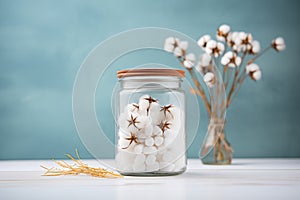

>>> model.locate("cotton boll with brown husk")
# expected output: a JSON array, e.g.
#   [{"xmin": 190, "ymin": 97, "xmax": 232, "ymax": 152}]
[
  {"xmin": 221, "ymin": 51, "xmax": 241, "ymax": 68},
  {"xmin": 125, "ymin": 103, "xmax": 140, "ymax": 115},
  {"xmin": 164, "ymin": 37, "xmax": 179, "ymax": 53},
  {"xmin": 183, "ymin": 53, "xmax": 196, "ymax": 69},
  {"xmin": 203, "ymin": 72, "xmax": 215, "ymax": 88},
  {"xmin": 197, "ymin": 34, "xmax": 211, "ymax": 50},
  {"xmin": 248, "ymin": 40, "xmax": 260, "ymax": 54},
  {"xmin": 117, "ymin": 130, "xmax": 133, "ymax": 149},
  {"xmin": 272, "ymin": 37, "xmax": 286, "ymax": 52},
  {"xmin": 216, "ymin": 24, "xmax": 231, "ymax": 42},
  {"xmin": 205, "ymin": 40, "xmax": 225, "ymax": 57},
  {"xmin": 246, "ymin": 63, "xmax": 262, "ymax": 81},
  {"xmin": 152, "ymin": 125, "xmax": 163, "ymax": 136}
]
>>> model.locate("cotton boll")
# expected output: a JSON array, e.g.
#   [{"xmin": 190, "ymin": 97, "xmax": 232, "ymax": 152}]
[
  {"xmin": 145, "ymin": 154, "xmax": 156, "ymax": 165},
  {"xmin": 178, "ymin": 41, "xmax": 188, "ymax": 51},
  {"xmin": 118, "ymin": 136, "xmax": 130, "ymax": 149},
  {"xmin": 142, "ymin": 123, "xmax": 154, "ymax": 137},
  {"xmin": 163, "ymin": 106, "xmax": 181, "ymax": 122},
  {"xmin": 133, "ymin": 163, "xmax": 146, "ymax": 172},
  {"xmin": 134, "ymin": 154, "xmax": 146, "ymax": 165},
  {"xmin": 197, "ymin": 34, "xmax": 211, "ymax": 49},
  {"xmin": 145, "ymin": 137, "xmax": 155, "ymax": 146},
  {"xmin": 252, "ymin": 70, "xmax": 262, "ymax": 81},
  {"xmin": 173, "ymin": 47, "xmax": 183, "ymax": 57},
  {"xmin": 149, "ymin": 102, "xmax": 162, "ymax": 123},
  {"xmin": 154, "ymin": 136, "xmax": 164, "ymax": 146},
  {"xmin": 152, "ymin": 126, "xmax": 163, "ymax": 136},
  {"xmin": 117, "ymin": 130, "xmax": 131, "ymax": 148},
  {"xmin": 138, "ymin": 95, "xmax": 150, "ymax": 113},
  {"xmin": 157, "ymin": 146, "xmax": 167, "ymax": 156},
  {"xmin": 146, "ymin": 161, "xmax": 159, "ymax": 172},
  {"xmin": 138, "ymin": 115, "xmax": 152, "ymax": 129},
  {"xmin": 143, "ymin": 146, "xmax": 158, "ymax": 155},
  {"xmin": 125, "ymin": 103, "xmax": 139, "ymax": 114},
  {"xmin": 164, "ymin": 43, "xmax": 175, "ymax": 53},
  {"xmin": 116, "ymin": 151, "xmax": 135, "ymax": 172},
  {"xmin": 134, "ymin": 144, "xmax": 144, "ymax": 154}
]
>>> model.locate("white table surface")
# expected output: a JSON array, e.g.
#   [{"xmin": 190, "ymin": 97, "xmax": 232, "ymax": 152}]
[{"xmin": 0, "ymin": 159, "xmax": 299, "ymax": 200}]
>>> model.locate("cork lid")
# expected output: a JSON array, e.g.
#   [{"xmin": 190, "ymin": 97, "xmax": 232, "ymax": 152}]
[{"xmin": 117, "ymin": 68, "xmax": 185, "ymax": 78}]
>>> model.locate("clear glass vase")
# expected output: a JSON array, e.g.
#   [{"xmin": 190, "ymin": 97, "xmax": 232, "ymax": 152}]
[{"xmin": 200, "ymin": 118, "xmax": 232, "ymax": 165}]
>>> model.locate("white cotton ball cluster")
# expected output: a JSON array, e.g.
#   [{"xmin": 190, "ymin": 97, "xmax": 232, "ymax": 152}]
[{"xmin": 115, "ymin": 94, "xmax": 186, "ymax": 173}]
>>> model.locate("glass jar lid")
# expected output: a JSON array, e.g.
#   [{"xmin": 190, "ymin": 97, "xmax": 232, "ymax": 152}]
[{"xmin": 117, "ymin": 68, "xmax": 185, "ymax": 78}]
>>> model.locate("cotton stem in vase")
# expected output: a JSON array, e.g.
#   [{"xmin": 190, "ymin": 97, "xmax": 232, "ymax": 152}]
[{"xmin": 164, "ymin": 24, "xmax": 285, "ymax": 164}]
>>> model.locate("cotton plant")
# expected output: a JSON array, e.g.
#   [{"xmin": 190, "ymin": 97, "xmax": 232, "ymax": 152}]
[
  {"xmin": 164, "ymin": 24, "xmax": 285, "ymax": 111},
  {"xmin": 164, "ymin": 24, "xmax": 285, "ymax": 164}
]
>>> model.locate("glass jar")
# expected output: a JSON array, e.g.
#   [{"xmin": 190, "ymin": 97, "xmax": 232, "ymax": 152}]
[{"xmin": 115, "ymin": 68, "xmax": 186, "ymax": 176}]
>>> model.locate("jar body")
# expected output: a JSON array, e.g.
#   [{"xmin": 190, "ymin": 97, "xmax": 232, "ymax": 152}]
[{"xmin": 115, "ymin": 76, "xmax": 186, "ymax": 176}]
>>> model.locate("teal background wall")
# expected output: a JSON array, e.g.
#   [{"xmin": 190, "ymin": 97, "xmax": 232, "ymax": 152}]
[{"xmin": 1, "ymin": 0, "xmax": 299, "ymax": 159}]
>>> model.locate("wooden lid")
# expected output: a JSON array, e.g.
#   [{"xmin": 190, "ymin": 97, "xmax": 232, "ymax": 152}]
[{"xmin": 117, "ymin": 68, "xmax": 185, "ymax": 78}]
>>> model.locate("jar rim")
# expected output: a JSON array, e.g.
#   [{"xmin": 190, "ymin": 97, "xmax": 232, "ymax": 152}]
[{"xmin": 117, "ymin": 68, "xmax": 185, "ymax": 78}]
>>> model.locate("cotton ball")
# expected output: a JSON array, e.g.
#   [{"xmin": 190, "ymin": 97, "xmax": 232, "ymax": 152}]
[
  {"xmin": 160, "ymin": 105, "xmax": 180, "ymax": 121},
  {"xmin": 144, "ymin": 137, "xmax": 154, "ymax": 146},
  {"xmin": 134, "ymin": 144, "xmax": 144, "ymax": 154},
  {"xmin": 140, "ymin": 115, "xmax": 152, "ymax": 129},
  {"xmin": 115, "ymin": 151, "xmax": 135, "ymax": 172},
  {"xmin": 152, "ymin": 126, "xmax": 163, "ymax": 136},
  {"xmin": 126, "ymin": 113, "xmax": 141, "ymax": 133},
  {"xmin": 141, "ymin": 123, "xmax": 153, "ymax": 138},
  {"xmin": 145, "ymin": 154, "xmax": 156, "ymax": 166},
  {"xmin": 117, "ymin": 130, "xmax": 131, "ymax": 149},
  {"xmin": 149, "ymin": 102, "xmax": 162, "ymax": 124},
  {"xmin": 133, "ymin": 163, "xmax": 146, "ymax": 172},
  {"xmin": 162, "ymin": 150, "xmax": 175, "ymax": 162},
  {"xmin": 143, "ymin": 146, "xmax": 157, "ymax": 155},
  {"xmin": 154, "ymin": 136, "xmax": 164, "ymax": 146},
  {"xmin": 134, "ymin": 154, "xmax": 146, "ymax": 165},
  {"xmin": 138, "ymin": 95, "xmax": 150, "ymax": 113},
  {"xmin": 146, "ymin": 161, "xmax": 159, "ymax": 172},
  {"xmin": 157, "ymin": 146, "xmax": 167, "ymax": 155},
  {"xmin": 125, "ymin": 103, "xmax": 140, "ymax": 114}
]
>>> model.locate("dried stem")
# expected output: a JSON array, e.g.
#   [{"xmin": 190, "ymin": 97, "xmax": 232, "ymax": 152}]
[
  {"xmin": 247, "ymin": 45, "xmax": 272, "ymax": 65},
  {"xmin": 41, "ymin": 149, "xmax": 123, "ymax": 178},
  {"xmin": 184, "ymin": 65, "xmax": 212, "ymax": 116},
  {"xmin": 226, "ymin": 52, "xmax": 246, "ymax": 108}
]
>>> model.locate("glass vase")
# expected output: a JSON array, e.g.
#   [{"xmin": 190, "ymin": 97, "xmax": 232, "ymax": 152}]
[{"xmin": 200, "ymin": 118, "xmax": 233, "ymax": 165}]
